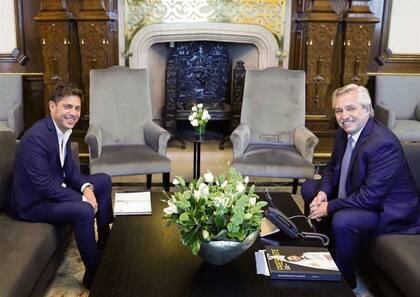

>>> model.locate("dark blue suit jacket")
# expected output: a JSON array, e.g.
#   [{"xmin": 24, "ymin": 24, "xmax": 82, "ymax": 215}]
[
  {"xmin": 9, "ymin": 117, "xmax": 87, "ymax": 220},
  {"xmin": 321, "ymin": 118, "xmax": 420, "ymax": 235}
]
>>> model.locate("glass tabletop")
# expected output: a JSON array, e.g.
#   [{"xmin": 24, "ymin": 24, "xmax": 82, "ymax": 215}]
[{"xmin": 176, "ymin": 130, "xmax": 224, "ymax": 142}]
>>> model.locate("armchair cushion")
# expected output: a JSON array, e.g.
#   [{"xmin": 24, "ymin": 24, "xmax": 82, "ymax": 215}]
[
  {"xmin": 232, "ymin": 144, "xmax": 314, "ymax": 178},
  {"xmin": 144, "ymin": 121, "xmax": 170, "ymax": 155},
  {"xmin": 89, "ymin": 145, "xmax": 170, "ymax": 176},
  {"xmin": 392, "ymin": 120, "xmax": 420, "ymax": 142}
]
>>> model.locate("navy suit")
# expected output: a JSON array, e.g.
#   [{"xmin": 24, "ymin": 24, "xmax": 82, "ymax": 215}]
[
  {"xmin": 9, "ymin": 117, "xmax": 114, "ymax": 269},
  {"xmin": 302, "ymin": 117, "xmax": 420, "ymax": 287}
]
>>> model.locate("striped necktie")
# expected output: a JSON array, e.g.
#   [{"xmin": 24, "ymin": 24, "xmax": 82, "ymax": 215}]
[{"xmin": 338, "ymin": 137, "xmax": 353, "ymax": 199}]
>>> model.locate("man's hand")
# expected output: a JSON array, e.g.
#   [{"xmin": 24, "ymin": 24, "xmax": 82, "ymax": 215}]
[
  {"xmin": 309, "ymin": 201, "xmax": 328, "ymax": 220},
  {"xmin": 83, "ymin": 186, "xmax": 98, "ymax": 212},
  {"xmin": 308, "ymin": 191, "xmax": 327, "ymax": 221}
]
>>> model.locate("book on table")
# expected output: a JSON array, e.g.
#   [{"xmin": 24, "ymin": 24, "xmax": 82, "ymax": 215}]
[
  {"xmin": 264, "ymin": 245, "xmax": 341, "ymax": 281},
  {"xmin": 114, "ymin": 191, "xmax": 152, "ymax": 215}
]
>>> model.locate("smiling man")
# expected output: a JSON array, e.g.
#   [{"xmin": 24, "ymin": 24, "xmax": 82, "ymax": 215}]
[
  {"xmin": 8, "ymin": 83, "xmax": 114, "ymax": 289},
  {"xmin": 301, "ymin": 84, "xmax": 420, "ymax": 291}
]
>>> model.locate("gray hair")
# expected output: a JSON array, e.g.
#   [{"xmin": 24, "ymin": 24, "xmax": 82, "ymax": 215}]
[{"xmin": 332, "ymin": 84, "xmax": 374, "ymax": 117}]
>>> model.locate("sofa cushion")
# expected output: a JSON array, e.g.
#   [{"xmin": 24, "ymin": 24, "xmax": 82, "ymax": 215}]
[
  {"xmin": 0, "ymin": 130, "xmax": 16, "ymax": 210},
  {"xmin": 372, "ymin": 234, "xmax": 420, "ymax": 297},
  {"xmin": 0, "ymin": 214, "xmax": 60, "ymax": 297}
]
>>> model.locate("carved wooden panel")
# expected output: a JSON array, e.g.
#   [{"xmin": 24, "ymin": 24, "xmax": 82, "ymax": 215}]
[
  {"xmin": 305, "ymin": 22, "xmax": 338, "ymax": 115},
  {"xmin": 38, "ymin": 21, "xmax": 71, "ymax": 113},
  {"xmin": 342, "ymin": 23, "xmax": 375, "ymax": 86},
  {"xmin": 77, "ymin": 20, "xmax": 115, "ymax": 114}
]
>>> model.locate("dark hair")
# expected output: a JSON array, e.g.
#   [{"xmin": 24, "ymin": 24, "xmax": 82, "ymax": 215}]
[{"xmin": 50, "ymin": 83, "xmax": 83, "ymax": 103}]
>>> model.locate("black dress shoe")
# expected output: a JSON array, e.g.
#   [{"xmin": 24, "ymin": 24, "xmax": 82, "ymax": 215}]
[{"xmin": 82, "ymin": 266, "xmax": 97, "ymax": 290}]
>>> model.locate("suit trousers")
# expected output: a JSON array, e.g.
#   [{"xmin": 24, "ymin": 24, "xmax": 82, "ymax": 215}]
[
  {"xmin": 301, "ymin": 180, "xmax": 379, "ymax": 288},
  {"xmin": 20, "ymin": 173, "xmax": 114, "ymax": 270}
]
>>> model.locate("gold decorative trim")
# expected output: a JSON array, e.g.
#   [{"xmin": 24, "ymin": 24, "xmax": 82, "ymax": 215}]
[
  {"xmin": 305, "ymin": 115, "xmax": 329, "ymax": 121},
  {"xmin": 314, "ymin": 152, "xmax": 331, "ymax": 158},
  {"xmin": 124, "ymin": 0, "xmax": 287, "ymax": 54}
]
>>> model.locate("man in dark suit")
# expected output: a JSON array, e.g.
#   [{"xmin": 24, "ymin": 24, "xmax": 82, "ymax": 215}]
[
  {"xmin": 8, "ymin": 83, "xmax": 113, "ymax": 289},
  {"xmin": 302, "ymin": 84, "xmax": 420, "ymax": 289}
]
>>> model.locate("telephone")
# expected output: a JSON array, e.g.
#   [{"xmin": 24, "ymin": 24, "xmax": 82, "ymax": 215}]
[{"xmin": 263, "ymin": 190, "xmax": 330, "ymax": 246}]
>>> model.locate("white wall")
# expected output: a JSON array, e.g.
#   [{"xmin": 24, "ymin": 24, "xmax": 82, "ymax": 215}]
[
  {"xmin": 388, "ymin": 0, "xmax": 420, "ymax": 54},
  {"xmin": 0, "ymin": 0, "xmax": 17, "ymax": 53}
]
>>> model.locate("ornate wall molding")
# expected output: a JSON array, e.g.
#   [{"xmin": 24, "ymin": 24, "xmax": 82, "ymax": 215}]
[{"xmin": 128, "ymin": 22, "xmax": 280, "ymax": 69}]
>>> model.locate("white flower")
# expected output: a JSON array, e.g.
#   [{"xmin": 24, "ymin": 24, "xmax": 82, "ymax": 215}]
[
  {"xmin": 204, "ymin": 172, "xmax": 214, "ymax": 183},
  {"xmin": 193, "ymin": 190, "xmax": 200, "ymax": 200},
  {"xmin": 163, "ymin": 201, "xmax": 178, "ymax": 215},
  {"xmin": 202, "ymin": 229, "xmax": 209, "ymax": 240},
  {"xmin": 198, "ymin": 183, "xmax": 209, "ymax": 197},
  {"xmin": 244, "ymin": 176, "xmax": 249, "ymax": 184},
  {"xmin": 197, "ymin": 103, "xmax": 203, "ymax": 109},
  {"xmin": 213, "ymin": 195, "xmax": 228, "ymax": 208},
  {"xmin": 172, "ymin": 178, "xmax": 180, "ymax": 185},
  {"xmin": 191, "ymin": 119, "xmax": 199, "ymax": 127},
  {"xmin": 236, "ymin": 182, "xmax": 245, "ymax": 193},
  {"xmin": 188, "ymin": 115, "xmax": 194, "ymax": 121},
  {"xmin": 221, "ymin": 180, "xmax": 228, "ymax": 188},
  {"xmin": 192, "ymin": 106, "xmax": 197, "ymax": 111},
  {"xmin": 192, "ymin": 112, "xmax": 197, "ymax": 118},
  {"xmin": 249, "ymin": 197, "xmax": 256, "ymax": 206}
]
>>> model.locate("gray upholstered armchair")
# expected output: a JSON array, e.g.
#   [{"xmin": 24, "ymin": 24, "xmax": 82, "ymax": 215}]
[
  {"xmin": 230, "ymin": 67, "xmax": 318, "ymax": 193},
  {"xmin": 375, "ymin": 75, "xmax": 420, "ymax": 142},
  {"xmin": 0, "ymin": 74, "xmax": 23, "ymax": 138},
  {"xmin": 86, "ymin": 66, "xmax": 171, "ymax": 190}
]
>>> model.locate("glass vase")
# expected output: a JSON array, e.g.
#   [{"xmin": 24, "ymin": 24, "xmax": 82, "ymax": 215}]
[{"xmin": 195, "ymin": 125, "xmax": 206, "ymax": 136}]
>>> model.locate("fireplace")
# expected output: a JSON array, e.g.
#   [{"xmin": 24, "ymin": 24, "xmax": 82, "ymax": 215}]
[{"xmin": 125, "ymin": 22, "xmax": 281, "ymax": 128}]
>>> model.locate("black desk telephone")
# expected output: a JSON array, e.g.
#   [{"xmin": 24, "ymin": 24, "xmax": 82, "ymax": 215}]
[{"xmin": 264, "ymin": 190, "xmax": 330, "ymax": 246}]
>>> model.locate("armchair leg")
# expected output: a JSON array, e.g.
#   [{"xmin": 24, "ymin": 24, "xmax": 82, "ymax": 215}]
[
  {"xmin": 163, "ymin": 172, "xmax": 170, "ymax": 191},
  {"xmin": 292, "ymin": 179, "xmax": 299, "ymax": 194},
  {"xmin": 147, "ymin": 174, "xmax": 152, "ymax": 189}
]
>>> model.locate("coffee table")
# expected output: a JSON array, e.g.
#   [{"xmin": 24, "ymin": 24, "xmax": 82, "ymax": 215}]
[{"xmin": 90, "ymin": 192, "xmax": 355, "ymax": 297}]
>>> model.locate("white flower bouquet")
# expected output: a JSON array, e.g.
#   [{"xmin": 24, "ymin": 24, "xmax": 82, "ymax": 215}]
[
  {"xmin": 188, "ymin": 103, "xmax": 211, "ymax": 128},
  {"xmin": 163, "ymin": 168, "xmax": 267, "ymax": 255}
]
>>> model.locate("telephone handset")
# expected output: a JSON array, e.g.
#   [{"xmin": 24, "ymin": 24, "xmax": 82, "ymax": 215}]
[
  {"xmin": 265, "ymin": 206, "xmax": 299, "ymax": 238},
  {"xmin": 263, "ymin": 190, "xmax": 330, "ymax": 246}
]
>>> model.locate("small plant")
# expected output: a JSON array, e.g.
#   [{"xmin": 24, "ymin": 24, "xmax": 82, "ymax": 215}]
[{"xmin": 163, "ymin": 168, "xmax": 267, "ymax": 255}]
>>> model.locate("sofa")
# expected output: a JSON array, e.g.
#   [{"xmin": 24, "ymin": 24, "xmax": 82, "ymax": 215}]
[
  {"xmin": 0, "ymin": 129, "xmax": 71, "ymax": 297},
  {"xmin": 363, "ymin": 142, "xmax": 420, "ymax": 297}
]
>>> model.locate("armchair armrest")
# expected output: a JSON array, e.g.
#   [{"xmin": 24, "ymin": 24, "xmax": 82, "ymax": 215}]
[
  {"xmin": 144, "ymin": 121, "xmax": 171, "ymax": 155},
  {"xmin": 416, "ymin": 103, "xmax": 420, "ymax": 121},
  {"xmin": 85, "ymin": 124, "xmax": 103, "ymax": 159},
  {"xmin": 7, "ymin": 103, "xmax": 23, "ymax": 137},
  {"xmin": 230, "ymin": 123, "xmax": 251, "ymax": 159},
  {"xmin": 294, "ymin": 125, "xmax": 319, "ymax": 163},
  {"xmin": 375, "ymin": 103, "xmax": 396, "ymax": 128}
]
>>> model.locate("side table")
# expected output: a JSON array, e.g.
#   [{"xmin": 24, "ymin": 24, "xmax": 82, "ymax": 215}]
[{"xmin": 176, "ymin": 130, "xmax": 224, "ymax": 179}]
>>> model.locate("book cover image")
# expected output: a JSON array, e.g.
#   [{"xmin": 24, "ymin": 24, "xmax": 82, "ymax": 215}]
[{"xmin": 265, "ymin": 245, "xmax": 341, "ymax": 281}]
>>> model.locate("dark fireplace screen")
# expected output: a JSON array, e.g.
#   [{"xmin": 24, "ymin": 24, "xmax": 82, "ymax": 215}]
[{"xmin": 164, "ymin": 41, "xmax": 234, "ymax": 134}]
